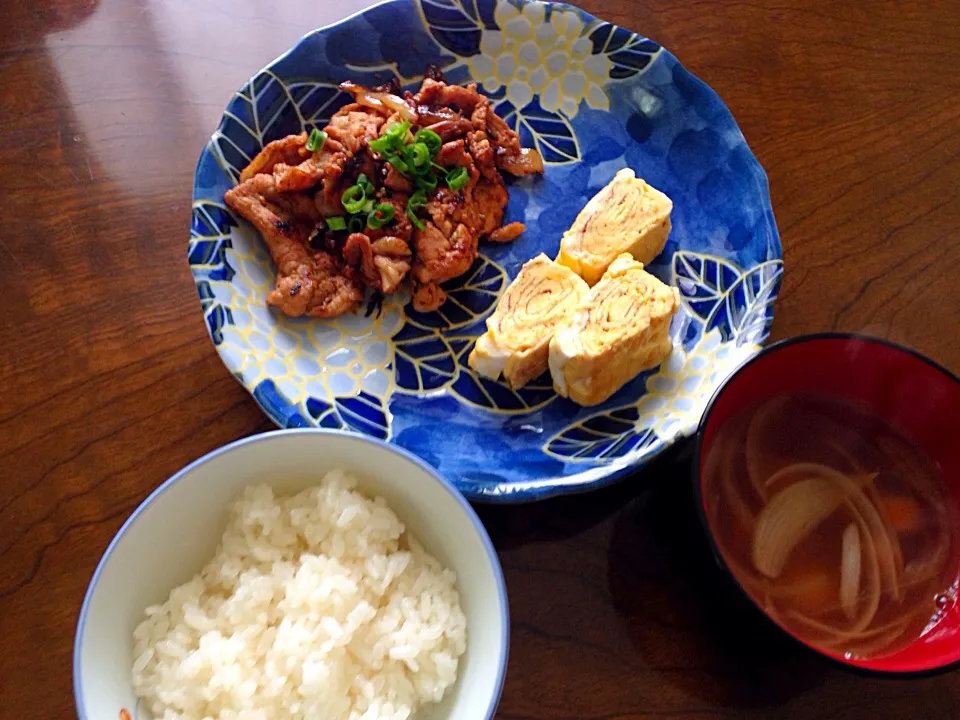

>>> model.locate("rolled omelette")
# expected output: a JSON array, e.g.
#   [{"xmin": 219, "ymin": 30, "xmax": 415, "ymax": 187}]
[
  {"xmin": 556, "ymin": 168, "xmax": 672, "ymax": 286},
  {"xmin": 549, "ymin": 253, "xmax": 679, "ymax": 406},
  {"xmin": 469, "ymin": 253, "xmax": 590, "ymax": 389}
]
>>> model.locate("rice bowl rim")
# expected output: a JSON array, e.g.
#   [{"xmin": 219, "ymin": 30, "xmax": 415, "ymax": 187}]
[{"xmin": 73, "ymin": 428, "xmax": 509, "ymax": 720}]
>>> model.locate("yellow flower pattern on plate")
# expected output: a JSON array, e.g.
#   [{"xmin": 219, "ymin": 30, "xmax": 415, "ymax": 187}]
[{"xmin": 467, "ymin": 0, "xmax": 611, "ymax": 117}]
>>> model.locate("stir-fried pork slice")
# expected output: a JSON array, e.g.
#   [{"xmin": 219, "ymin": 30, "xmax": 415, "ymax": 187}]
[
  {"xmin": 383, "ymin": 164, "xmax": 413, "ymax": 192},
  {"xmin": 224, "ymin": 173, "xmax": 320, "ymax": 224},
  {"xmin": 472, "ymin": 176, "xmax": 510, "ymax": 235},
  {"xmin": 488, "ymin": 221, "xmax": 525, "ymax": 243},
  {"xmin": 436, "ymin": 139, "xmax": 478, "ymax": 180},
  {"xmin": 412, "ymin": 280, "xmax": 447, "ymax": 313},
  {"xmin": 239, "ymin": 132, "xmax": 309, "ymax": 182},
  {"xmin": 411, "ymin": 188, "xmax": 478, "ymax": 285},
  {"xmin": 411, "ymin": 220, "xmax": 477, "ymax": 286},
  {"xmin": 343, "ymin": 233, "xmax": 412, "ymax": 293},
  {"xmin": 272, "ymin": 105, "xmax": 386, "ymax": 194},
  {"xmin": 484, "ymin": 110, "xmax": 521, "ymax": 159},
  {"xmin": 365, "ymin": 195, "xmax": 414, "ymax": 243},
  {"xmin": 224, "ymin": 176, "xmax": 362, "ymax": 317},
  {"xmin": 415, "ymin": 78, "xmax": 482, "ymax": 115},
  {"xmin": 425, "ymin": 118, "xmax": 475, "ymax": 142}
]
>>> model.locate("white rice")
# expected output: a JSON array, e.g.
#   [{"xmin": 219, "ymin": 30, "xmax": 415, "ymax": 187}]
[{"xmin": 132, "ymin": 470, "xmax": 467, "ymax": 719}]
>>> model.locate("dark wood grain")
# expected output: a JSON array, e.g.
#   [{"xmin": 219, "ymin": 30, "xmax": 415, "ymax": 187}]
[{"xmin": 1, "ymin": 1, "xmax": 958, "ymax": 718}]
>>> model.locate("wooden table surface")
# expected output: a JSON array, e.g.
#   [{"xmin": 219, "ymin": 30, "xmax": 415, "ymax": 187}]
[{"xmin": 2, "ymin": 0, "xmax": 959, "ymax": 717}]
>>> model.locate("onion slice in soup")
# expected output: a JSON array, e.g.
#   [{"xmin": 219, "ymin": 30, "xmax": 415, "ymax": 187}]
[
  {"xmin": 752, "ymin": 478, "xmax": 845, "ymax": 579},
  {"xmin": 840, "ymin": 523, "xmax": 862, "ymax": 621},
  {"xmin": 842, "ymin": 498, "xmax": 882, "ymax": 632},
  {"xmin": 721, "ymin": 462, "xmax": 757, "ymax": 535},
  {"xmin": 763, "ymin": 463, "xmax": 902, "ymax": 603},
  {"xmin": 746, "ymin": 397, "xmax": 789, "ymax": 502},
  {"xmin": 828, "ymin": 470, "xmax": 903, "ymax": 603}
]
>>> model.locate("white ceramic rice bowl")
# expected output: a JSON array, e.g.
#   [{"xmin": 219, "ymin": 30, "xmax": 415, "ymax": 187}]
[{"xmin": 74, "ymin": 429, "xmax": 508, "ymax": 719}]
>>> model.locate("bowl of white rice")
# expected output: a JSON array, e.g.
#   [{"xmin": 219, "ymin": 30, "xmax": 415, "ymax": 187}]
[{"xmin": 73, "ymin": 429, "xmax": 507, "ymax": 720}]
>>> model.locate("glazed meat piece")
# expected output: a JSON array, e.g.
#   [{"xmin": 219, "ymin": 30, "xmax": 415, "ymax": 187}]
[
  {"xmin": 272, "ymin": 105, "xmax": 386, "ymax": 195},
  {"xmin": 412, "ymin": 188, "xmax": 479, "ymax": 286},
  {"xmin": 412, "ymin": 281, "xmax": 447, "ymax": 313},
  {"xmin": 436, "ymin": 139, "xmax": 476, "ymax": 176},
  {"xmin": 225, "ymin": 69, "xmax": 543, "ymax": 319},
  {"xmin": 472, "ymin": 177, "xmax": 509, "ymax": 236},
  {"xmin": 424, "ymin": 118, "xmax": 475, "ymax": 142},
  {"xmin": 239, "ymin": 132, "xmax": 309, "ymax": 182},
  {"xmin": 224, "ymin": 176, "xmax": 362, "ymax": 317},
  {"xmin": 488, "ymin": 221, "xmax": 526, "ymax": 244},
  {"xmin": 343, "ymin": 233, "xmax": 412, "ymax": 294},
  {"xmin": 411, "ymin": 178, "xmax": 517, "ymax": 286},
  {"xmin": 366, "ymin": 195, "xmax": 414, "ymax": 243},
  {"xmin": 414, "ymin": 78, "xmax": 482, "ymax": 115}
]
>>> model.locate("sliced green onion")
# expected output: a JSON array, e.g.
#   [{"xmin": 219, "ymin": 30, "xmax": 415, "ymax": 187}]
[
  {"xmin": 406, "ymin": 190, "xmax": 427, "ymax": 230},
  {"xmin": 407, "ymin": 211, "xmax": 425, "ymax": 230},
  {"xmin": 356, "ymin": 173, "xmax": 374, "ymax": 196},
  {"xmin": 367, "ymin": 202, "xmax": 396, "ymax": 229},
  {"xmin": 416, "ymin": 172, "xmax": 438, "ymax": 190},
  {"xmin": 362, "ymin": 198, "xmax": 375, "ymax": 214},
  {"xmin": 341, "ymin": 184, "xmax": 366, "ymax": 214},
  {"xmin": 368, "ymin": 134, "xmax": 393, "ymax": 154},
  {"xmin": 446, "ymin": 166, "xmax": 469, "ymax": 191},
  {"xmin": 386, "ymin": 154, "xmax": 409, "ymax": 173},
  {"xmin": 348, "ymin": 215, "xmax": 366, "ymax": 233},
  {"xmin": 410, "ymin": 142, "xmax": 430, "ymax": 168},
  {"xmin": 326, "ymin": 215, "xmax": 347, "ymax": 231},
  {"xmin": 408, "ymin": 189, "xmax": 427, "ymax": 209},
  {"xmin": 415, "ymin": 128, "xmax": 442, "ymax": 155},
  {"xmin": 384, "ymin": 119, "xmax": 411, "ymax": 139},
  {"xmin": 306, "ymin": 128, "xmax": 327, "ymax": 152},
  {"xmin": 403, "ymin": 145, "xmax": 433, "ymax": 177},
  {"xmin": 369, "ymin": 120, "xmax": 410, "ymax": 156},
  {"xmin": 431, "ymin": 161, "xmax": 445, "ymax": 173}
]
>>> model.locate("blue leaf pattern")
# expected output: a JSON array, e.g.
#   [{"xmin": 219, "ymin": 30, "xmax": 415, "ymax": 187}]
[
  {"xmin": 497, "ymin": 98, "xmax": 580, "ymax": 164},
  {"xmin": 417, "ymin": 0, "xmax": 487, "ymax": 56},
  {"xmin": 706, "ymin": 260, "xmax": 783, "ymax": 345},
  {"xmin": 672, "ymin": 250, "xmax": 743, "ymax": 323},
  {"xmin": 588, "ymin": 22, "xmax": 661, "ymax": 80}
]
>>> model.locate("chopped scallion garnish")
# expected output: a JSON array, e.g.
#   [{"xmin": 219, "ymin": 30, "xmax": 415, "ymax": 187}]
[
  {"xmin": 406, "ymin": 190, "xmax": 427, "ymax": 230},
  {"xmin": 368, "ymin": 134, "xmax": 393, "ymax": 154},
  {"xmin": 367, "ymin": 202, "xmax": 396, "ymax": 229},
  {"xmin": 416, "ymin": 172, "xmax": 438, "ymax": 191},
  {"xmin": 446, "ymin": 166, "xmax": 469, "ymax": 191},
  {"xmin": 357, "ymin": 173, "xmax": 375, "ymax": 196},
  {"xmin": 386, "ymin": 154, "xmax": 409, "ymax": 174},
  {"xmin": 305, "ymin": 128, "xmax": 327, "ymax": 152},
  {"xmin": 410, "ymin": 142, "xmax": 430, "ymax": 168},
  {"xmin": 341, "ymin": 184, "xmax": 366, "ymax": 214},
  {"xmin": 414, "ymin": 128, "xmax": 442, "ymax": 155}
]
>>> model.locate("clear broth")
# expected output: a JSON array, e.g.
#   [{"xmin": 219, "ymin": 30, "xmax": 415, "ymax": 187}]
[{"xmin": 703, "ymin": 393, "xmax": 958, "ymax": 659}]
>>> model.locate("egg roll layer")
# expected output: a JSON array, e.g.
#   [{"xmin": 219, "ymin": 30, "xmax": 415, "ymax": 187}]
[
  {"xmin": 556, "ymin": 168, "xmax": 672, "ymax": 286},
  {"xmin": 469, "ymin": 254, "xmax": 589, "ymax": 389},
  {"xmin": 549, "ymin": 253, "xmax": 679, "ymax": 406}
]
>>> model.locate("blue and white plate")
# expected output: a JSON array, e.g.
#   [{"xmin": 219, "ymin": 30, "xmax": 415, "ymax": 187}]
[{"xmin": 189, "ymin": 0, "xmax": 782, "ymax": 502}]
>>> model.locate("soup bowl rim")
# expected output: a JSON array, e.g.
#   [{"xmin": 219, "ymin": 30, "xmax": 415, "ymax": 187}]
[{"xmin": 692, "ymin": 331, "xmax": 960, "ymax": 677}]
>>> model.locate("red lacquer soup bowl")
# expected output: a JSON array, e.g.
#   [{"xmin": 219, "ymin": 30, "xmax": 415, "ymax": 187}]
[{"xmin": 694, "ymin": 333, "xmax": 960, "ymax": 675}]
